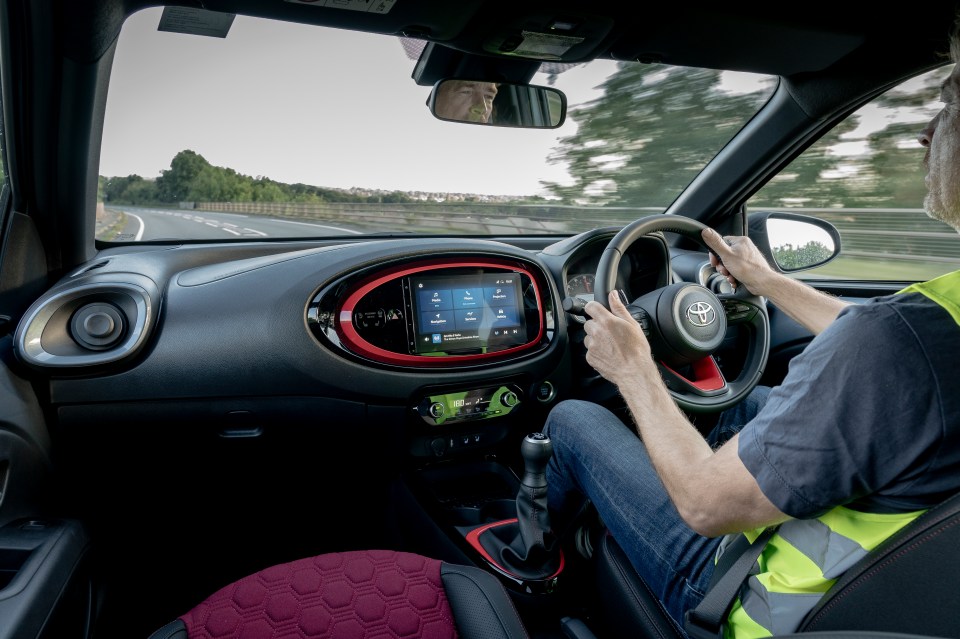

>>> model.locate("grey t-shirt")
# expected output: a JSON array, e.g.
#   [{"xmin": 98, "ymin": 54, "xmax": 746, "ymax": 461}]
[{"xmin": 738, "ymin": 291, "xmax": 960, "ymax": 518}]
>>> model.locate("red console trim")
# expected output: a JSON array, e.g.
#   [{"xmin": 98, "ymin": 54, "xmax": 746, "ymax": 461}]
[
  {"xmin": 336, "ymin": 257, "xmax": 545, "ymax": 366},
  {"xmin": 464, "ymin": 518, "xmax": 565, "ymax": 581}
]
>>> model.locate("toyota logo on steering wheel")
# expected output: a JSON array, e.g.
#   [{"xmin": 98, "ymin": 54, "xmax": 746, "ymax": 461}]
[{"xmin": 685, "ymin": 301, "xmax": 716, "ymax": 327}]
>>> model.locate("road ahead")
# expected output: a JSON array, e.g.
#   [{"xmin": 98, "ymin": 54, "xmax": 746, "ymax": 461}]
[{"xmin": 106, "ymin": 205, "xmax": 361, "ymax": 241}]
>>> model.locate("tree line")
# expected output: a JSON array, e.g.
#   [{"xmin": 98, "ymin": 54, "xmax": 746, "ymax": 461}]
[{"xmin": 99, "ymin": 150, "xmax": 417, "ymax": 206}]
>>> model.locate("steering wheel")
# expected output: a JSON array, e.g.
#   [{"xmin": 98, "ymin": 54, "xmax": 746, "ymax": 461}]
[{"xmin": 594, "ymin": 216, "xmax": 769, "ymax": 413}]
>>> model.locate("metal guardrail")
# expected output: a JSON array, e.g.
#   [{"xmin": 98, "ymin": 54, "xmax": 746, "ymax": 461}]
[
  {"xmin": 194, "ymin": 201, "xmax": 663, "ymax": 235},
  {"xmin": 193, "ymin": 201, "xmax": 960, "ymax": 266}
]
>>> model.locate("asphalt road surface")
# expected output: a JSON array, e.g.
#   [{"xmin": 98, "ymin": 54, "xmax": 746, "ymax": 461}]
[{"xmin": 106, "ymin": 205, "xmax": 362, "ymax": 241}]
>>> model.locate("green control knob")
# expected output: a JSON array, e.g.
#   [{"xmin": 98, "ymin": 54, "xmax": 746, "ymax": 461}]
[{"xmin": 500, "ymin": 391, "xmax": 519, "ymax": 407}]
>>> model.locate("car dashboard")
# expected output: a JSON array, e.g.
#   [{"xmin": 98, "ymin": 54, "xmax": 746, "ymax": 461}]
[{"xmin": 14, "ymin": 230, "xmax": 672, "ymax": 445}]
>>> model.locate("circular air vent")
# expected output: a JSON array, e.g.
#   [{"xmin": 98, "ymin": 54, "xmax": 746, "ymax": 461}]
[{"xmin": 15, "ymin": 281, "xmax": 155, "ymax": 368}]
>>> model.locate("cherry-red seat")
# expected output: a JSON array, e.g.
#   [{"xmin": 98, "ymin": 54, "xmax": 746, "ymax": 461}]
[{"xmin": 146, "ymin": 549, "xmax": 529, "ymax": 639}]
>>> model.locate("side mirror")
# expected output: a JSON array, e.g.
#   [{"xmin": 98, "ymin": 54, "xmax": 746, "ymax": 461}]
[
  {"xmin": 748, "ymin": 211, "xmax": 841, "ymax": 273},
  {"xmin": 428, "ymin": 79, "xmax": 566, "ymax": 129}
]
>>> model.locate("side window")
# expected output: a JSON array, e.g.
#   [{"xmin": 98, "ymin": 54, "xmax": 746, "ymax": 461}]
[{"xmin": 749, "ymin": 65, "xmax": 956, "ymax": 281}]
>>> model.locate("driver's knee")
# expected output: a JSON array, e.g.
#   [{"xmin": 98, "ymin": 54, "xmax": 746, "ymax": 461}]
[
  {"xmin": 544, "ymin": 400, "xmax": 601, "ymax": 477},
  {"xmin": 545, "ymin": 399, "xmax": 629, "ymax": 437},
  {"xmin": 544, "ymin": 399, "xmax": 632, "ymax": 469},
  {"xmin": 544, "ymin": 399, "xmax": 603, "ymax": 442}
]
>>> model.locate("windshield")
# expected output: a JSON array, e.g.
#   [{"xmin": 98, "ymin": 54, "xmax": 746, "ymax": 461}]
[{"xmin": 96, "ymin": 8, "xmax": 776, "ymax": 242}]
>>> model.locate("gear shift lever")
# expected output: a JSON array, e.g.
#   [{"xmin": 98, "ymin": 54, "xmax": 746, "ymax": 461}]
[
  {"xmin": 465, "ymin": 432, "xmax": 563, "ymax": 589},
  {"xmin": 512, "ymin": 432, "xmax": 555, "ymax": 562}
]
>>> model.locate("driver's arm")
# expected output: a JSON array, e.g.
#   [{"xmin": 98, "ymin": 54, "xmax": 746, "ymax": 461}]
[
  {"xmin": 583, "ymin": 292, "xmax": 789, "ymax": 537},
  {"xmin": 701, "ymin": 228, "xmax": 850, "ymax": 336}
]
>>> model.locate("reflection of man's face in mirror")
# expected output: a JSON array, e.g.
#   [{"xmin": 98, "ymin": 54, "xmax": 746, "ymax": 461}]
[{"xmin": 435, "ymin": 80, "xmax": 498, "ymax": 123}]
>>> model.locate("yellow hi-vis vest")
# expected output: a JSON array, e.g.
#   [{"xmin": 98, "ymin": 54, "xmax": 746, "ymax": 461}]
[
  {"xmin": 722, "ymin": 508, "xmax": 923, "ymax": 638},
  {"xmin": 724, "ymin": 269, "xmax": 960, "ymax": 639}
]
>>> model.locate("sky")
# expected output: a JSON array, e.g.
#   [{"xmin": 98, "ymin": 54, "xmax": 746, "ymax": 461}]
[{"xmin": 99, "ymin": 8, "xmax": 620, "ymax": 197}]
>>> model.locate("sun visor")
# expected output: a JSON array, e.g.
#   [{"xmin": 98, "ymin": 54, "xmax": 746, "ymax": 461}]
[
  {"xmin": 157, "ymin": 7, "xmax": 236, "ymax": 38},
  {"xmin": 410, "ymin": 42, "xmax": 543, "ymax": 86},
  {"xmin": 479, "ymin": 10, "xmax": 614, "ymax": 62}
]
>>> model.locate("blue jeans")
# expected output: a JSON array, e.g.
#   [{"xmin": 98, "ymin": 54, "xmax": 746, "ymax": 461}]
[{"xmin": 543, "ymin": 386, "xmax": 771, "ymax": 632}]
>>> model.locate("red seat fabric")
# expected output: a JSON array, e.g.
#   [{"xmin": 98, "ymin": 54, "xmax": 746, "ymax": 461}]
[{"xmin": 181, "ymin": 550, "xmax": 457, "ymax": 639}]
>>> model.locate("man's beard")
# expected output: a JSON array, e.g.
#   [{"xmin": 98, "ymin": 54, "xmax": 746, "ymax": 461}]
[{"xmin": 923, "ymin": 183, "xmax": 960, "ymax": 232}]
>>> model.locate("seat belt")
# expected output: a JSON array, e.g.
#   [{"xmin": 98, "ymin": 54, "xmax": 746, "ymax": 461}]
[{"xmin": 684, "ymin": 526, "xmax": 778, "ymax": 639}]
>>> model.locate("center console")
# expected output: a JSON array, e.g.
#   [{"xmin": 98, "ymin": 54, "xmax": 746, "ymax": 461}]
[
  {"xmin": 309, "ymin": 253, "xmax": 562, "ymax": 459},
  {"xmin": 307, "ymin": 255, "xmax": 552, "ymax": 367}
]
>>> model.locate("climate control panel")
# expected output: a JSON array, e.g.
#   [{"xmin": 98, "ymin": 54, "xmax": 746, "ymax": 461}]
[{"xmin": 415, "ymin": 384, "xmax": 523, "ymax": 426}]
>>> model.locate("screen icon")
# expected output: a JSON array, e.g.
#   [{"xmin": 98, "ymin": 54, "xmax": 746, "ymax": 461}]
[{"xmin": 432, "ymin": 334, "xmax": 442, "ymax": 344}]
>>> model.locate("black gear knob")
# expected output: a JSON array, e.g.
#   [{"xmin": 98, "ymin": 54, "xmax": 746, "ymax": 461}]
[{"xmin": 520, "ymin": 432, "xmax": 552, "ymax": 490}]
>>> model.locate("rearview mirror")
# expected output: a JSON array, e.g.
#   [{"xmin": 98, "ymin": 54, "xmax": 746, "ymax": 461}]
[
  {"xmin": 748, "ymin": 211, "xmax": 842, "ymax": 272},
  {"xmin": 428, "ymin": 79, "xmax": 566, "ymax": 129}
]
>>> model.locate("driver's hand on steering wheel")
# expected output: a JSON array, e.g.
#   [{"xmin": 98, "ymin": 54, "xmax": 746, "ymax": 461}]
[
  {"xmin": 701, "ymin": 228, "xmax": 775, "ymax": 296},
  {"xmin": 583, "ymin": 292, "xmax": 656, "ymax": 388}
]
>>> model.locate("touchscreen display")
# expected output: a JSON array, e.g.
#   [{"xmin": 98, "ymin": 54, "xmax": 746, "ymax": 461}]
[{"xmin": 409, "ymin": 272, "xmax": 527, "ymax": 355}]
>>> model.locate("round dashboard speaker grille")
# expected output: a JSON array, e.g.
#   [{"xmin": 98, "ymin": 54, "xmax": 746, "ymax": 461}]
[{"xmin": 70, "ymin": 303, "xmax": 125, "ymax": 350}]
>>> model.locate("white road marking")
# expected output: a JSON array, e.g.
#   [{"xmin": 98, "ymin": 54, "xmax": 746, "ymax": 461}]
[
  {"xmin": 125, "ymin": 211, "xmax": 146, "ymax": 241},
  {"xmin": 268, "ymin": 218, "xmax": 362, "ymax": 235},
  {"xmin": 123, "ymin": 208, "xmax": 356, "ymax": 239}
]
